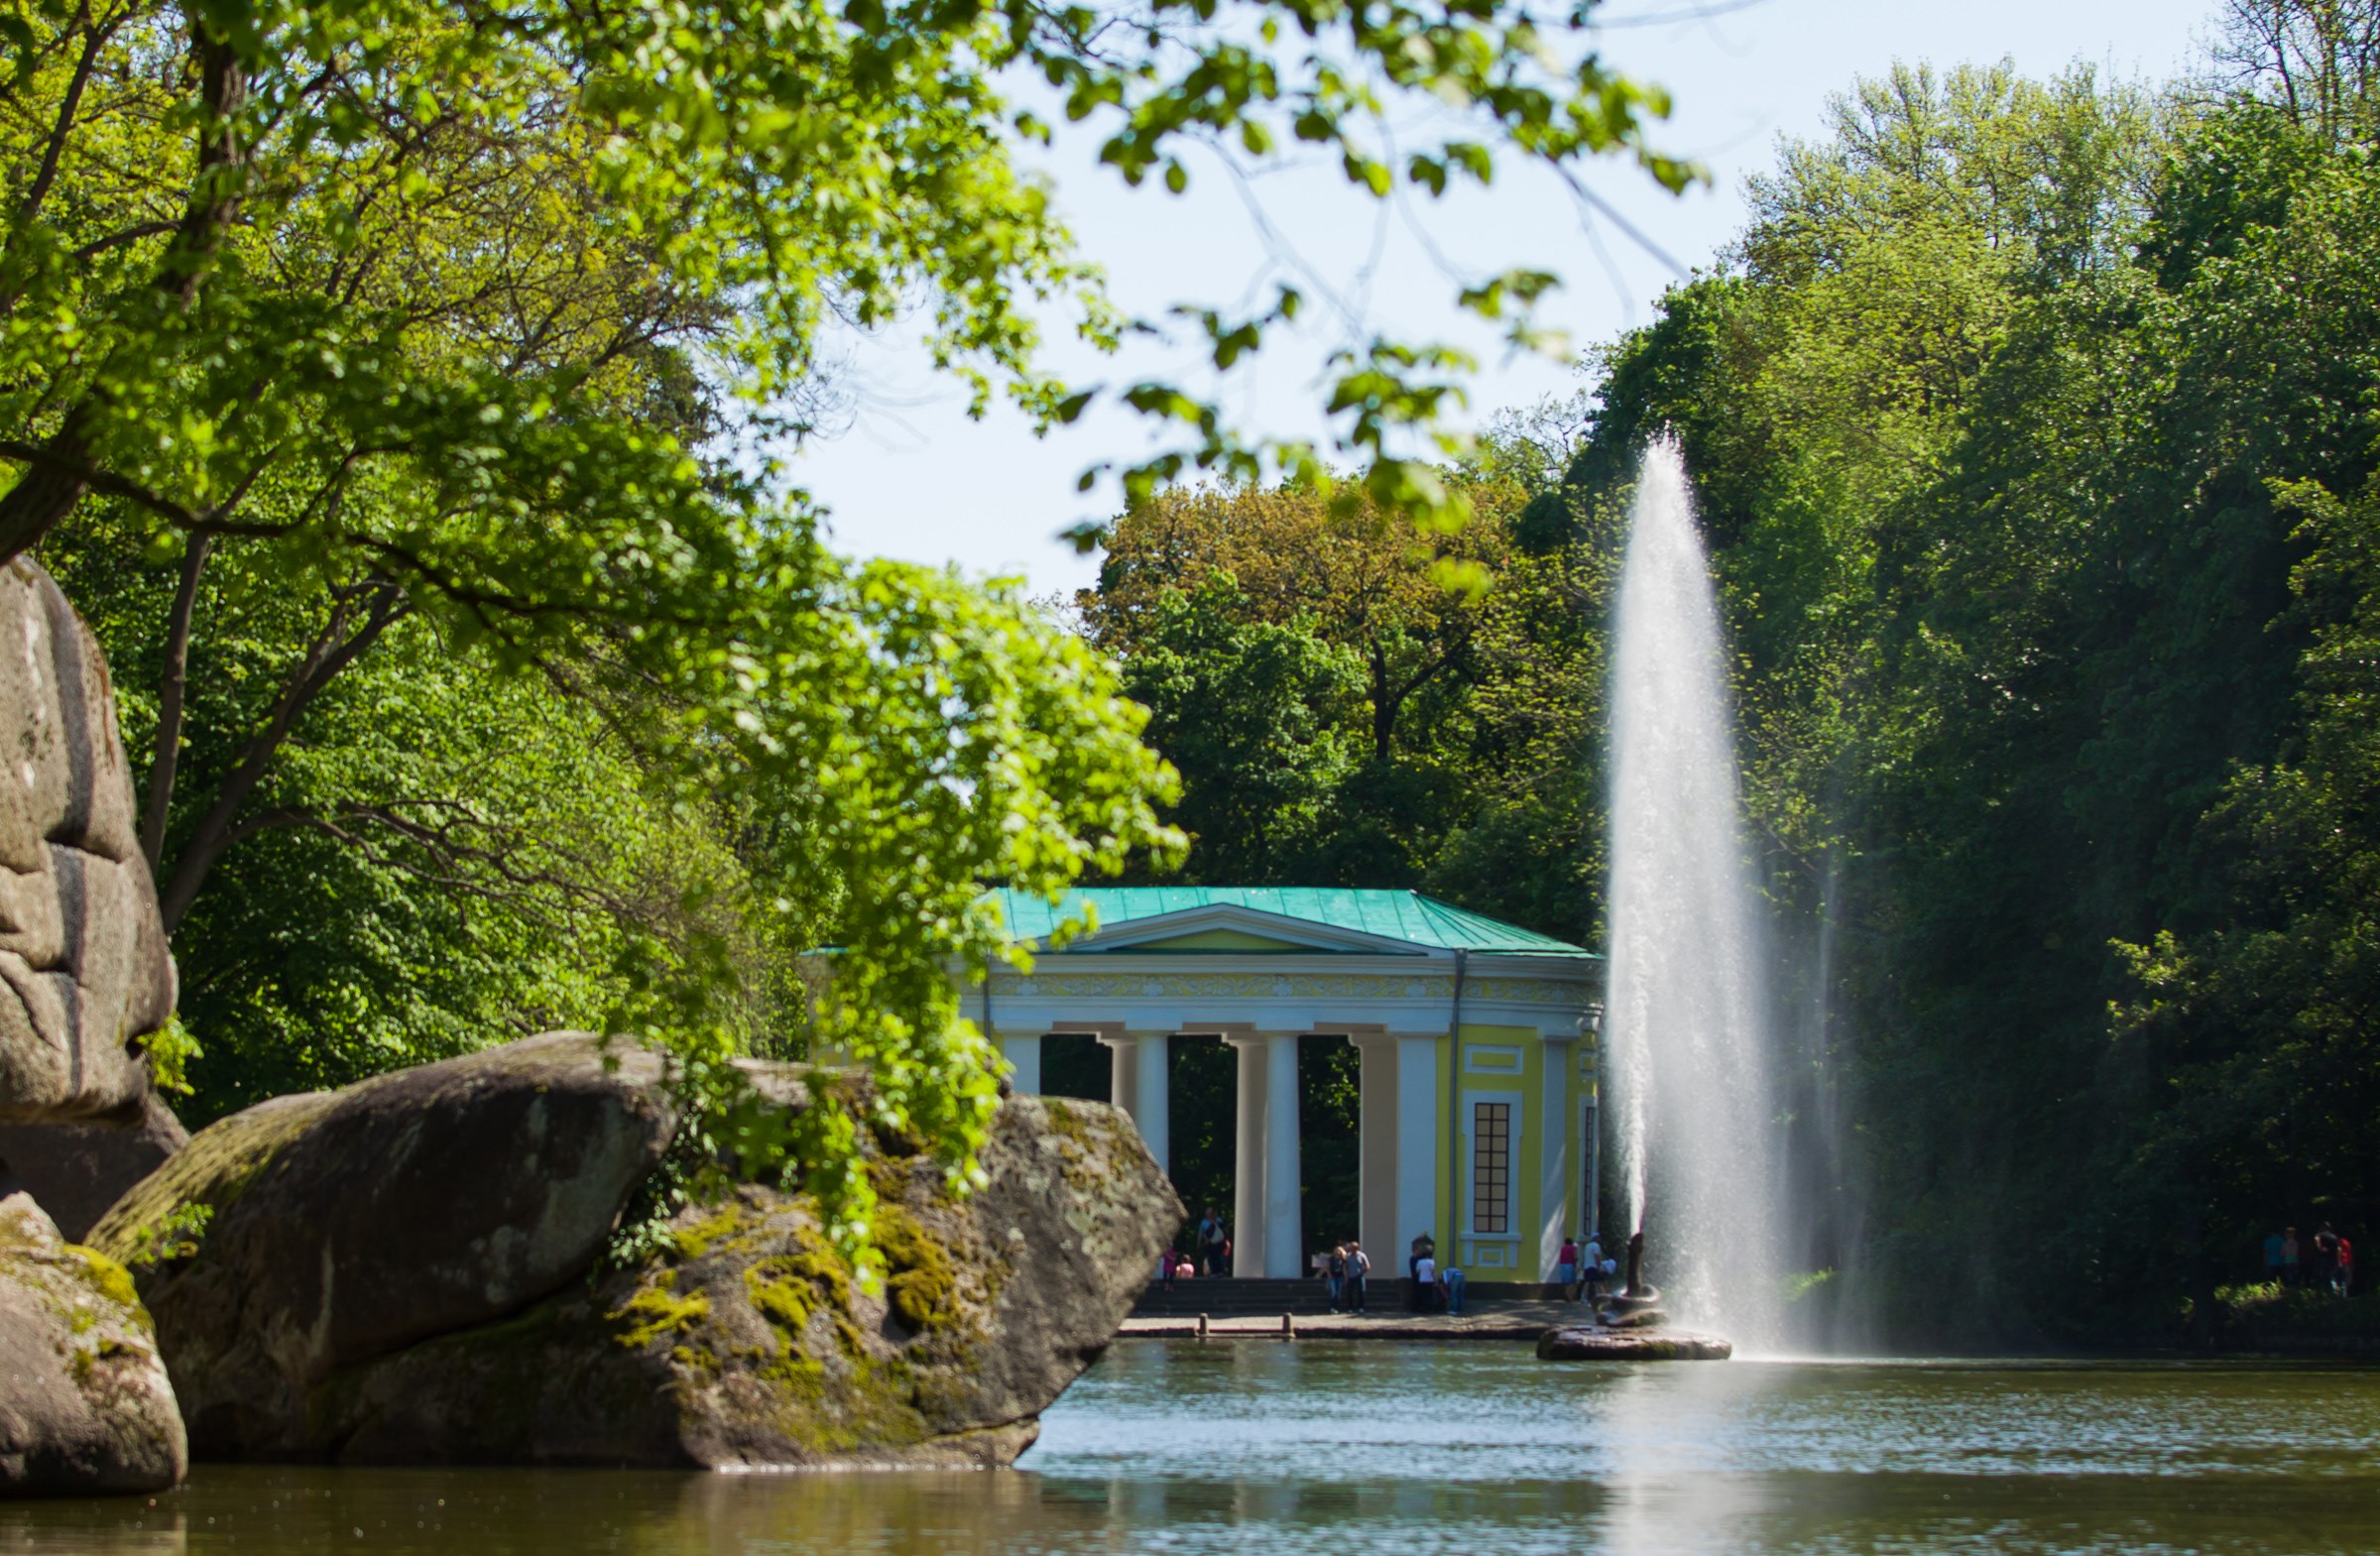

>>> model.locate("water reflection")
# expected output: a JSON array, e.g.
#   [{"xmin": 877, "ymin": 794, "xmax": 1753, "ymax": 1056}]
[{"xmin": 6, "ymin": 1344, "xmax": 2380, "ymax": 1555}]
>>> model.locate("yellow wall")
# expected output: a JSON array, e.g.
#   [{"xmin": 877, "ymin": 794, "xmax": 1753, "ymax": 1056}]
[{"xmin": 1452, "ymin": 1021, "xmax": 1540, "ymax": 1276}]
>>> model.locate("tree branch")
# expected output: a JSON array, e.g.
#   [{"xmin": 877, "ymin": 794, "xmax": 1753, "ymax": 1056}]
[{"xmin": 157, "ymin": 579, "xmax": 411, "ymax": 933}]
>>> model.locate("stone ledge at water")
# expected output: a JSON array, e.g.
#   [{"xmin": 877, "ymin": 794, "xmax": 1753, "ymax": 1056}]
[
  {"xmin": 89, "ymin": 1034, "xmax": 1178, "ymax": 1469},
  {"xmin": 1535, "ymin": 1325, "xmax": 1733, "ymax": 1362},
  {"xmin": 0, "ymin": 1193, "xmax": 185, "ymax": 1495}
]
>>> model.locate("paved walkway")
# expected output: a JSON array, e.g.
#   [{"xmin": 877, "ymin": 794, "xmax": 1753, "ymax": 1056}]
[{"xmin": 1120, "ymin": 1299, "xmax": 1586, "ymax": 1341}]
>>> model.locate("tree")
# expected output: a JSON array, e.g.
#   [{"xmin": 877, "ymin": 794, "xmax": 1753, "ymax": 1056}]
[
  {"xmin": 0, "ymin": 0, "xmax": 1692, "ymax": 1249},
  {"xmin": 1088, "ymin": 481, "xmax": 1514, "ymax": 765},
  {"xmin": 1113, "ymin": 572, "xmax": 1362, "ymax": 884},
  {"xmin": 1086, "ymin": 437, "xmax": 1611, "ymax": 936}
]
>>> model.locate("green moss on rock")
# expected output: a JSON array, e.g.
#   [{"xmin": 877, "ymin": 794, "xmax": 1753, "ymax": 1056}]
[
  {"xmin": 611, "ymin": 1270, "xmax": 710, "ymax": 1350},
  {"xmin": 87, "ymin": 1093, "xmax": 336, "ymax": 1268},
  {"xmin": 876, "ymin": 1202, "xmax": 957, "ymax": 1333}
]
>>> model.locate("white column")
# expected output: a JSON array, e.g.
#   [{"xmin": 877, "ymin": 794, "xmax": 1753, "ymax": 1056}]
[
  {"xmin": 1230, "ymin": 1036, "xmax": 1268, "ymax": 1277},
  {"xmin": 1003, "ymin": 1033, "xmax": 1042, "ymax": 1096},
  {"xmin": 1394, "ymin": 1034, "xmax": 1439, "ymax": 1261},
  {"xmin": 1132, "ymin": 1032, "xmax": 1170, "ymax": 1174},
  {"xmin": 1539, "ymin": 1033, "xmax": 1574, "ymax": 1280},
  {"xmin": 1350, "ymin": 1034, "xmax": 1398, "ymax": 1264},
  {"xmin": 1103, "ymin": 1036, "xmax": 1137, "ymax": 1122},
  {"xmin": 1263, "ymin": 1032, "xmax": 1302, "ymax": 1278}
]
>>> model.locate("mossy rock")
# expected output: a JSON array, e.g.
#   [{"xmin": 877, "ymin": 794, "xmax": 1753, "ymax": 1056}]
[
  {"xmin": 304, "ymin": 1089, "xmax": 1179, "ymax": 1469},
  {"xmin": 0, "ymin": 1193, "xmax": 185, "ymax": 1495}
]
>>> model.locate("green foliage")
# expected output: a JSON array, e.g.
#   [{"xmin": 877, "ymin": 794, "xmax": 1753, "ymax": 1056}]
[
  {"xmin": 144, "ymin": 1017, "xmax": 202, "ymax": 1099},
  {"xmin": 1088, "ymin": 467, "xmax": 1610, "ymax": 940},
  {"xmin": 0, "ymin": 0, "xmax": 1690, "ymax": 1260},
  {"xmin": 1554, "ymin": 47, "xmax": 2380, "ymax": 1344},
  {"xmin": 1095, "ymin": 20, "xmax": 2380, "ymax": 1344},
  {"xmin": 120, "ymin": 1204, "xmax": 213, "ymax": 1270},
  {"xmin": 1115, "ymin": 573, "xmax": 1365, "ymax": 883}
]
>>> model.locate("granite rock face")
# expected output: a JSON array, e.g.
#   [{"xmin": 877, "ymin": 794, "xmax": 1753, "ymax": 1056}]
[
  {"xmin": 0, "ymin": 1092, "xmax": 187, "ymax": 1243},
  {"xmin": 0, "ymin": 559, "xmax": 178, "ymax": 1123},
  {"xmin": 88, "ymin": 1032, "xmax": 678, "ymax": 1458},
  {"xmin": 0, "ymin": 1192, "xmax": 185, "ymax": 1495}
]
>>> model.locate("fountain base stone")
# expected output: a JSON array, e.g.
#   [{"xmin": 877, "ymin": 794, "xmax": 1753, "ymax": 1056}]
[{"xmin": 1536, "ymin": 1325, "xmax": 1732, "ymax": 1362}]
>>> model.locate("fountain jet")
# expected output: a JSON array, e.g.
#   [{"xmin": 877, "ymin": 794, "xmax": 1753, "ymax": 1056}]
[{"xmin": 1605, "ymin": 434, "xmax": 1787, "ymax": 1351}]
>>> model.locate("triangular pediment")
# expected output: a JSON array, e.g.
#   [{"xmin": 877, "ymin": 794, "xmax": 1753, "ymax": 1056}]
[{"xmin": 1047, "ymin": 902, "xmax": 1435, "ymax": 957}]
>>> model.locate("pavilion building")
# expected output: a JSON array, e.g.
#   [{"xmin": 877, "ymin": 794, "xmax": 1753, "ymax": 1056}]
[{"xmin": 961, "ymin": 888, "xmax": 1604, "ymax": 1284}]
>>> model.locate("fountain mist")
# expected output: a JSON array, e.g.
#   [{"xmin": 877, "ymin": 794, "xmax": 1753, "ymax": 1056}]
[{"xmin": 1605, "ymin": 435, "xmax": 1788, "ymax": 1350}]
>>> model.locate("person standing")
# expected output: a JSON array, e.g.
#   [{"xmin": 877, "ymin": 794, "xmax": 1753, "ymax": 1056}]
[
  {"xmin": 1347, "ymin": 1242, "xmax": 1370, "ymax": 1312},
  {"xmin": 2315, "ymin": 1224, "xmax": 2341, "ymax": 1292},
  {"xmin": 1557, "ymin": 1236, "xmax": 1581, "ymax": 1299},
  {"xmin": 1325, "ymin": 1244, "xmax": 1348, "ymax": 1312},
  {"xmin": 1414, "ymin": 1248, "xmax": 1439, "ymax": 1313},
  {"xmin": 2263, "ymin": 1227, "xmax": 2286, "ymax": 1287},
  {"xmin": 1199, "ymin": 1208, "xmax": 1228, "ymax": 1277},
  {"xmin": 2337, "ymin": 1236, "xmax": 2355, "ymax": 1296}
]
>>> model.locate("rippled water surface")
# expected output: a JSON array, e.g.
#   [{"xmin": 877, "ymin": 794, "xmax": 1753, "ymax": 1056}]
[{"xmin": 12, "ymin": 1342, "xmax": 2380, "ymax": 1554}]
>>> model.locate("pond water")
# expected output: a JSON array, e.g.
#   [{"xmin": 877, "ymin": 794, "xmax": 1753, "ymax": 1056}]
[{"xmin": 11, "ymin": 1341, "xmax": 2380, "ymax": 1554}]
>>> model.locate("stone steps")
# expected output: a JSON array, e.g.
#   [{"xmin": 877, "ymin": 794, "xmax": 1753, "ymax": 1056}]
[{"xmin": 1130, "ymin": 1277, "xmax": 1578, "ymax": 1318}]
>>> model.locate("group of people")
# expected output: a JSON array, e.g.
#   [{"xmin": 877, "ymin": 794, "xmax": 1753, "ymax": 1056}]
[
  {"xmin": 1556, "ymin": 1233, "xmax": 1619, "ymax": 1301},
  {"xmin": 1321, "ymin": 1242, "xmax": 1372, "ymax": 1311},
  {"xmin": 1153, "ymin": 1214, "xmax": 1626, "ymax": 1314},
  {"xmin": 1157, "ymin": 1206, "xmax": 1236, "ymax": 1288},
  {"xmin": 2263, "ymin": 1224, "xmax": 2356, "ymax": 1295},
  {"xmin": 1396, "ymin": 1234, "xmax": 1469, "ymax": 1313}
]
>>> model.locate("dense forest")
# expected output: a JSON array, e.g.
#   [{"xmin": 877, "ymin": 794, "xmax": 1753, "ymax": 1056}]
[{"xmin": 1081, "ymin": 3, "xmax": 2380, "ymax": 1342}]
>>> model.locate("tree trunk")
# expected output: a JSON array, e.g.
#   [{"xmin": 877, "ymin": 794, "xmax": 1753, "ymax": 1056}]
[
  {"xmin": 141, "ymin": 534, "xmax": 213, "ymax": 869},
  {"xmin": 157, "ymin": 587, "xmax": 406, "ymax": 934}
]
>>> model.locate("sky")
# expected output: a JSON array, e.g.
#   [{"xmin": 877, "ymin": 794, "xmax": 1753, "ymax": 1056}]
[{"xmin": 786, "ymin": 0, "xmax": 2216, "ymax": 598}]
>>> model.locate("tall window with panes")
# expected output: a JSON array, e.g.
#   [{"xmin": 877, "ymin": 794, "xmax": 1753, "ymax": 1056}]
[{"xmin": 1472, "ymin": 1101, "xmax": 1511, "ymax": 1235}]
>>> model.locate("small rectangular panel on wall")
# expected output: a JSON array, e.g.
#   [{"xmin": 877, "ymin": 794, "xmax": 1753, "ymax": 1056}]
[{"xmin": 1461, "ymin": 1044, "xmax": 1523, "ymax": 1075}]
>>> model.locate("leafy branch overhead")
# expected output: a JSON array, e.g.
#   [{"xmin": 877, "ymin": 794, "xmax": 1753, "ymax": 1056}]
[{"xmin": 0, "ymin": 0, "xmax": 1684, "ymax": 1252}]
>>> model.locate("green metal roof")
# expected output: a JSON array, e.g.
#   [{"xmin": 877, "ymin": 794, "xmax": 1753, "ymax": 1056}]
[{"xmin": 982, "ymin": 887, "xmax": 1596, "ymax": 958}]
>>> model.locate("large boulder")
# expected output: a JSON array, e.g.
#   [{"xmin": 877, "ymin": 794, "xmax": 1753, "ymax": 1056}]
[
  {"xmin": 309, "ymin": 1091, "xmax": 1177, "ymax": 1469},
  {"xmin": 93, "ymin": 1029, "xmax": 1176, "ymax": 1468},
  {"xmin": 0, "ymin": 1092, "xmax": 187, "ymax": 1243},
  {"xmin": 0, "ymin": 558, "xmax": 178, "ymax": 1123},
  {"xmin": 88, "ymin": 1032, "xmax": 678, "ymax": 1457},
  {"xmin": 0, "ymin": 1192, "xmax": 184, "ymax": 1494}
]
